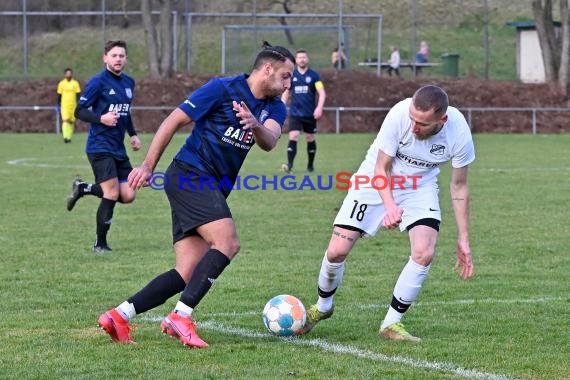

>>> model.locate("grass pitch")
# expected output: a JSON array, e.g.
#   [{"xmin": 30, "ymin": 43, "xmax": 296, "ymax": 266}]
[{"xmin": 0, "ymin": 132, "xmax": 568, "ymax": 379}]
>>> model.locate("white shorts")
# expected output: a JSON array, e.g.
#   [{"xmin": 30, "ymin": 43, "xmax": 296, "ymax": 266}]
[{"xmin": 333, "ymin": 184, "xmax": 441, "ymax": 236}]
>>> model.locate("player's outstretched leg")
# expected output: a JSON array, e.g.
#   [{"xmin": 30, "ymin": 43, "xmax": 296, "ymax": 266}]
[{"xmin": 299, "ymin": 251, "xmax": 346, "ymax": 335}]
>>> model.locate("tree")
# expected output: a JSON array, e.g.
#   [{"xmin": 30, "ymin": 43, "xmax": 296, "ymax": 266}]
[
  {"xmin": 532, "ymin": 0, "xmax": 570, "ymax": 95},
  {"xmin": 141, "ymin": 0, "xmax": 174, "ymax": 79},
  {"xmin": 274, "ymin": 0, "xmax": 295, "ymax": 45}
]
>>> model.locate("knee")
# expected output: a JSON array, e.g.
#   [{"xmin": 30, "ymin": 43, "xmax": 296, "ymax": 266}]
[
  {"xmin": 229, "ymin": 239, "xmax": 241, "ymax": 256},
  {"xmin": 289, "ymin": 132, "xmax": 300, "ymax": 141},
  {"xmin": 119, "ymin": 193, "xmax": 136, "ymax": 204},
  {"xmin": 411, "ymin": 247, "xmax": 435, "ymax": 266},
  {"xmin": 103, "ymin": 189, "xmax": 120, "ymax": 201},
  {"xmin": 214, "ymin": 238, "xmax": 240, "ymax": 260},
  {"xmin": 306, "ymin": 134, "xmax": 315, "ymax": 142},
  {"xmin": 117, "ymin": 184, "xmax": 137, "ymax": 203},
  {"xmin": 326, "ymin": 246, "xmax": 349, "ymax": 263}
]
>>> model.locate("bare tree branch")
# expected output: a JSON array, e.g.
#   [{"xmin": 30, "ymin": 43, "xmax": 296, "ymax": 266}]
[{"xmin": 273, "ymin": 0, "xmax": 295, "ymax": 45}]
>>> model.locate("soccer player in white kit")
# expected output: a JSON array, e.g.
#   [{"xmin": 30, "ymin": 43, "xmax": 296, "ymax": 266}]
[{"xmin": 300, "ymin": 85, "xmax": 475, "ymax": 341}]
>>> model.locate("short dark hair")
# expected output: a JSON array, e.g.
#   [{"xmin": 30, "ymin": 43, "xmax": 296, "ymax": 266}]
[
  {"xmin": 253, "ymin": 41, "xmax": 295, "ymax": 70},
  {"xmin": 104, "ymin": 40, "xmax": 128, "ymax": 55},
  {"xmin": 412, "ymin": 85, "xmax": 449, "ymax": 118},
  {"xmin": 64, "ymin": 68, "xmax": 72, "ymax": 73},
  {"xmin": 296, "ymin": 48, "xmax": 308, "ymax": 55}
]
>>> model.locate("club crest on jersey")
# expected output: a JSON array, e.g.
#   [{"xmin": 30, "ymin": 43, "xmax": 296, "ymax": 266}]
[
  {"xmin": 305, "ymin": 77, "xmax": 312, "ymax": 84},
  {"xmin": 430, "ymin": 144, "xmax": 445, "ymax": 155},
  {"xmin": 125, "ymin": 88, "xmax": 133, "ymax": 98}
]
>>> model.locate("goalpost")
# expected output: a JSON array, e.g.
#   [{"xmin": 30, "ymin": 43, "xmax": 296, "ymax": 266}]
[
  {"xmin": 221, "ymin": 22, "xmax": 381, "ymax": 75},
  {"xmin": 182, "ymin": 12, "xmax": 382, "ymax": 76},
  {"xmin": 222, "ymin": 24, "xmax": 353, "ymax": 74}
]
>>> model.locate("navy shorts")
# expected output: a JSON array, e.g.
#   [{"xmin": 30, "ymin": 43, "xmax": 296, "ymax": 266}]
[
  {"xmin": 289, "ymin": 116, "xmax": 317, "ymax": 134},
  {"xmin": 165, "ymin": 160, "xmax": 233, "ymax": 243},
  {"xmin": 87, "ymin": 153, "xmax": 133, "ymax": 183}
]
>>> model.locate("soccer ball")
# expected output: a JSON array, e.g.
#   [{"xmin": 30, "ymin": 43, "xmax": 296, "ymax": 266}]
[{"xmin": 262, "ymin": 294, "xmax": 306, "ymax": 337}]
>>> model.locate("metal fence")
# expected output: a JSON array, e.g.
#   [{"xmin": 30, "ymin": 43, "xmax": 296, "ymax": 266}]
[
  {"xmin": 0, "ymin": 1, "xmax": 534, "ymax": 80},
  {"xmin": 1, "ymin": 105, "xmax": 567, "ymax": 135},
  {"xmin": 0, "ymin": 6, "xmax": 382, "ymax": 78}
]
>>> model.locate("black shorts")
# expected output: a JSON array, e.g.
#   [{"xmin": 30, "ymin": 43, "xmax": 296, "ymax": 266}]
[
  {"xmin": 289, "ymin": 116, "xmax": 317, "ymax": 134},
  {"xmin": 165, "ymin": 160, "xmax": 233, "ymax": 243},
  {"xmin": 87, "ymin": 153, "xmax": 133, "ymax": 183}
]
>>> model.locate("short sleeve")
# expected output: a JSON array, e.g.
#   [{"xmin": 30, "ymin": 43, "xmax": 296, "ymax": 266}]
[
  {"xmin": 451, "ymin": 132, "xmax": 475, "ymax": 168},
  {"xmin": 266, "ymin": 98, "xmax": 288, "ymax": 127},
  {"xmin": 178, "ymin": 78, "xmax": 223, "ymax": 122},
  {"xmin": 377, "ymin": 100, "xmax": 408, "ymax": 157}
]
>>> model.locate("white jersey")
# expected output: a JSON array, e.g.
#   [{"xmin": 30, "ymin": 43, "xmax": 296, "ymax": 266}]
[{"xmin": 353, "ymin": 98, "xmax": 475, "ymax": 199}]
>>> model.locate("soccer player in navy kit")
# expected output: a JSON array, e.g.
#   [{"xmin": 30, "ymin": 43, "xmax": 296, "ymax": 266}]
[
  {"xmin": 97, "ymin": 44, "xmax": 295, "ymax": 347},
  {"xmin": 281, "ymin": 49, "xmax": 326, "ymax": 173},
  {"xmin": 66, "ymin": 40, "xmax": 141, "ymax": 253}
]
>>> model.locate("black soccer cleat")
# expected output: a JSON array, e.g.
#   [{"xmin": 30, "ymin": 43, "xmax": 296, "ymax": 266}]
[
  {"xmin": 92, "ymin": 245, "xmax": 113, "ymax": 254},
  {"xmin": 66, "ymin": 177, "xmax": 85, "ymax": 211}
]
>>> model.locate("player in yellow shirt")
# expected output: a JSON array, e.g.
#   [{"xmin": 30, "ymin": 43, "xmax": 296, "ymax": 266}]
[{"xmin": 57, "ymin": 68, "xmax": 81, "ymax": 143}]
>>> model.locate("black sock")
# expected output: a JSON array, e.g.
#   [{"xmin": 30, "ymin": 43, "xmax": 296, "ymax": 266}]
[
  {"xmin": 287, "ymin": 140, "xmax": 297, "ymax": 169},
  {"xmin": 127, "ymin": 269, "xmax": 186, "ymax": 314},
  {"xmin": 307, "ymin": 141, "xmax": 317, "ymax": 168},
  {"xmin": 179, "ymin": 249, "xmax": 231, "ymax": 308},
  {"xmin": 81, "ymin": 183, "xmax": 103, "ymax": 198},
  {"xmin": 95, "ymin": 198, "xmax": 116, "ymax": 247}
]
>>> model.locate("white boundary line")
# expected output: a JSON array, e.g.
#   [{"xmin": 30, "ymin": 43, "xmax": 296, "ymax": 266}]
[
  {"xmin": 357, "ymin": 295, "xmax": 564, "ymax": 310},
  {"xmin": 202, "ymin": 296, "xmax": 563, "ymax": 316},
  {"xmin": 8, "ymin": 157, "xmax": 570, "ymax": 174},
  {"xmin": 138, "ymin": 315, "xmax": 512, "ymax": 380},
  {"xmin": 6, "ymin": 157, "xmax": 90, "ymax": 169},
  {"xmin": 131, "ymin": 296, "xmax": 556, "ymax": 378}
]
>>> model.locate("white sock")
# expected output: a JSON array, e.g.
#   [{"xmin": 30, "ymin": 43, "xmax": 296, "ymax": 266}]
[
  {"xmin": 115, "ymin": 301, "xmax": 136, "ymax": 321},
  {"xmin": 381, "ymin": 257, "xmax": 430, "ymax": 329},
  {"xmin": 174, "ymin": 301, "xmax": 194, "ymax": 317},
  {"xmin": 316, "ymin": 251, "xmax": 345, "ymax": 312}
]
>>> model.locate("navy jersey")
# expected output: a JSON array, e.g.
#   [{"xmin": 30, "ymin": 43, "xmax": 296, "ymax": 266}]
[
  {"xmin": 79, "ymin": 69, "xmax": 135, "ymax": 158},
  {"xmin": 175, "ymin": 74, "xmax": 287, "ymax": 194},
  {"xmin": 289, "ymin": 68, "xmax": 322, "ymax": 118}
]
